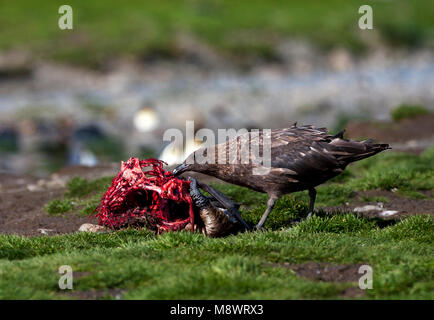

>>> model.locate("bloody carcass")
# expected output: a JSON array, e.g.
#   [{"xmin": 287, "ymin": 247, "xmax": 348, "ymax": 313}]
[{"xmin": 94, "ymin": 157, "xmax": 249, "ymax": 237}]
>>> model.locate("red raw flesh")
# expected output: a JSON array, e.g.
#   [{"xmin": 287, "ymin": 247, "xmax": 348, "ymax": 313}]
[{"xmin": 94, "ymin": 157, "xmax": 194, "ymax": 233}]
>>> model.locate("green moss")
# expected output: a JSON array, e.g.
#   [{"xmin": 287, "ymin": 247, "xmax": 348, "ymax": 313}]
[
  {"xmin": 66, "ymin": 176, "xmax": 113, "ymax": 198},
  {"xmin": 44, "ymin": 199, "xmax": 73, "ymax": 215},
  {"xmin": 65, "ymin": 177, "xmax": 91, "ymax": 198},
  {"xmin": 80, "ymin": 200, "xmax": 101, "ymax": 216},
  {"xmin": 390, "ymin": 104, "xmax": 431, "ymax": 122},
  {"xmin": 44, "ymin": 176, "xmax": 114, "ymax": 216},
  {"xmin": 0, "ymin": 213, "xmax": 432, "ymax": 299}
]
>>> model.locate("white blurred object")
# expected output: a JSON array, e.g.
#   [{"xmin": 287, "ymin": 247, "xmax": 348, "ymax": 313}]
[
  {"xmin": 133, "ymin": 107, "xmax": 159, "ymax": 132},
  {"xmin": 68, "ymin": 141, "xmax": 98, "ymax": 166},
  {"xmin": 159, "ymin": 138, "xmax": 202, "ymax": 166},
  {"xmin": 380, "ymin": 210, "xmax": 398, "ymax": 217},
  {"xmin": 78, "ymin": 149, "xmax": 99, "ymax": 166},
  {"xmin": 38, "ymin": 228, "xmax": 54, "ymax": 235},
  {"xmin": 27, "ymin": 184, "xmax": 44, "ymax": 192},
  {"xmin": 353, "ymin": 204, "xmax": 398, "ymax": 217},
  {"xmin": 159, "ymin": 143, "xmax": 184, "ymax": 166},
  {"xmin": 184, "ymin": 139, "xmax": 202, "ymax": 160},
  {"xmin": 78, "ymin": 223, "xmax": 106, "ymax": 233},
  {"xmin": 353, "ymin": 205, "xmax": 383, "ymax": 213}
]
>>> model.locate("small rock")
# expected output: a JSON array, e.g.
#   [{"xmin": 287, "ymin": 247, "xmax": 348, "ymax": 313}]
[
  {"xmin": 27, "ymin": 184, "xmax": 43, "ymax": 192},
  {"xmin": 406, "ymin": 140, "xmax": 418, "ymax": 148},
  {"xmin": 45, "ymin": 179, "xmax": 66, "ymax": 189},
  {"xmin": 78, "ymin": 223, "xmax": 106, "ymax": 233},
  {"xmin": 38, "ymin": 228, "xmax": 55, "ymax": 235}
]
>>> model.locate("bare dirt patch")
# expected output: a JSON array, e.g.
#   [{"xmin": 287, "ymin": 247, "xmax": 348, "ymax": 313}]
[
  {"xmin": 339, "ymin": 287, "xmax": 365, "ymax": 298},
  {"xmin": 0, "ymin": 187, "xmax": 97, "ymax": 236},
  {"xmin": 0, "ymin": 166, "xmax": 113, "ymax": 237},
  {"xmin": 323, "ymin": 190, "xmax": 433, "ymax": 219},
  {"xmin": 73, "ymin": 271, "xmax": 92, "ymax": 279}
]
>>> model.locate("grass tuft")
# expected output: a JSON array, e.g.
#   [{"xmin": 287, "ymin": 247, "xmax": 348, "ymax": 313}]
[
  {"xmin": 66, "ymin": 176, "xmax": 113, "ymax": 198},
  {"xmin": 295, "ymin": 213, "xmax": 378, "ymax": 234},
  {"xmin": 44, "ymin": 199, "xmax": 73, "ymax": 215},
  {"xmin": 382, "ymin": 215, "xmax": 433, "ymax": 244}
]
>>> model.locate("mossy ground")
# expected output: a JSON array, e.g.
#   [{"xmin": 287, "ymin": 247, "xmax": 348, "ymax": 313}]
[
  {"xmin": 1, "ymin": 149, "xmax": 432, "ymax": 299},
  {"xmin": 0, "ymin": 215, "xmax": 432, "ymax": 299}
]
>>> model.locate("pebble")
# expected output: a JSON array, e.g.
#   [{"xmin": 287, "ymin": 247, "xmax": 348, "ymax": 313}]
[
  {"xmin": 37, "ymin": 228, "xmax": 55, "ymax": 235},
  {"xmin": 27, "ymin": 184, "xmax": 43, "ymax": 192},
  {"xmin": 78, "ymin": 223, "xmax": 107, "ymax": 233}
]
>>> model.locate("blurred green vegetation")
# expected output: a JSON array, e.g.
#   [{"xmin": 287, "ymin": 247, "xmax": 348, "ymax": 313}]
[
  {"xmin": 44, "ymin": 199, "xmax": 73, "ymax": 215},
  {"xmin": 65, "ymin": 176, "xmax": 113, "ymax": 198},
  {"xmin": 0, "ymin": 139, "xmax": 19, "ymax": 153},
  {"xmin": 86, "ymin": 136, "xmax": 126, "ymax": 162},
  {"xmin": 45, "ymin": 176, "xmax": 113, "ymax": 216},
  {"xmin": 0, "ymin": 0, "xmax": 433, "ymax": 68},
  {"xmin": 390, "ymin": 104, "xmax": 431, "ymax": 122}
]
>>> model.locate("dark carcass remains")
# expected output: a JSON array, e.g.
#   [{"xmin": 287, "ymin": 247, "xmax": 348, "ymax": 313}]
[{"xmin": 94, "ymin": 157, "xmax": 248, "ymax": 237}]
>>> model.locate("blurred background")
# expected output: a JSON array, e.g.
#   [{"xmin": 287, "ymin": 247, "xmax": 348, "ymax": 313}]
[{"xmin": 0, "ymin": 0, "xmax": 433, "ymax": 176}]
